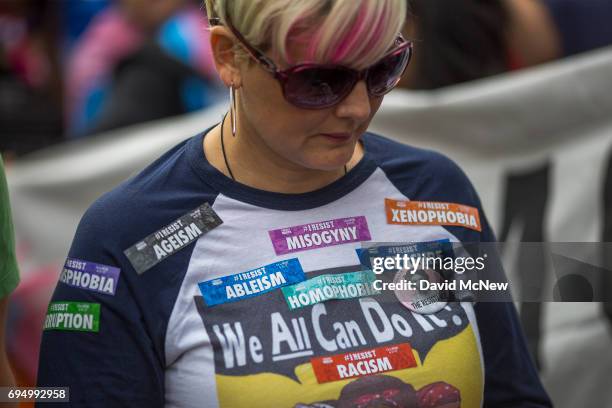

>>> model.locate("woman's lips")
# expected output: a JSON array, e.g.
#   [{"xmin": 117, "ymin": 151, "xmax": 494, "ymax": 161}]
[{"xmin": 320, "ymin": 132, "xmax": 353, "ymax": 141}]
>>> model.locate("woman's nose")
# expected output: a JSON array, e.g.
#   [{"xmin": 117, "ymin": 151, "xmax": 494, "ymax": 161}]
[{"xmin": 334, "ymin": 80, "xmax": 372, "ymax": 122}]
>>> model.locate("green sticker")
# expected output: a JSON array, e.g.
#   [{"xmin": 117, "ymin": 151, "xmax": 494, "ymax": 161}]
[
  {"xmin": 281, "ymin": 270, "xmax": 380, "ymax": 310},
  {"xmin": 44, "ymin": 302, "xmax": 100, "ymax": 332}
]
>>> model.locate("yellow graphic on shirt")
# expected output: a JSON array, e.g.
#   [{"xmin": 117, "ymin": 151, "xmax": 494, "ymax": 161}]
[{"xmin": 214, "ymin": 323, "xmax": 482, "ymax": 408}]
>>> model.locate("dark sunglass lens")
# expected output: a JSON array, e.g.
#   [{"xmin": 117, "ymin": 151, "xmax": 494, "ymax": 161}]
[
  {"xmin": 367, "ymin": 47, "xmax": 410, "ymax": 96},
  {"xmin": 284, "ymin": 67, "xmax": 355, "ymax": 109}
]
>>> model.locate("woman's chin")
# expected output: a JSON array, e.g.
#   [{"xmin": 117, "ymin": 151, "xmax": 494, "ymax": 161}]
[
  {"xmin": 303, "ymin": 158, "xmax": 352, "ymax": 173},
  {"xmin": 304, "ymin": 148, "xmax": 356, "ymax": 172}
]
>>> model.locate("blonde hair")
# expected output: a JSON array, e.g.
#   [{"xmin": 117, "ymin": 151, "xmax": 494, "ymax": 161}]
[{"xmin": 205, "ymin": 0, "xmax": 407, "ymax": 69}]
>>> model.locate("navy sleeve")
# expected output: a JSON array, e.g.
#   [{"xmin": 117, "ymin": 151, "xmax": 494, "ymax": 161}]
[
  {"xmin": 435, "ymin": 157, "xmax": 553, "ymax": 407},
  {"xmin": 426, "ymin": 153, "xmax": 552, "ymax": 407},
  {"xmin": 36, "ymin": 198, "xmax": 165, "ymax": 408}
]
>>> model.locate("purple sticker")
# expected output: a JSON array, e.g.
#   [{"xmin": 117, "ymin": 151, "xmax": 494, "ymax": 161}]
[
  {"xmin": 59, "ymin": 258, "xmax": 121, "ymax": 296},
  {"xmin": 269, "ymin": 216, "xmax": 372, "ymax": 255}
]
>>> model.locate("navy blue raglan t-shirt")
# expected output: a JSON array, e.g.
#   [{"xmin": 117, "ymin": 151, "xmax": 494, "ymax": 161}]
[{"xmin": 36, "ymin": 130, "xmax": 552, "ymax": 408}]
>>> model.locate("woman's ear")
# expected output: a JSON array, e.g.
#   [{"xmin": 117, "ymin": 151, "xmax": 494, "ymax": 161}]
[{"xmin": 210, "ymin": 26, "xmax": 243, "ymax": 87}]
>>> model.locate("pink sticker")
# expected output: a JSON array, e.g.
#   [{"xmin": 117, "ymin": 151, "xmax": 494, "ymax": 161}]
[{"xmin": 269, "ymin": 216, "xmax": 371, "ymax": 255}]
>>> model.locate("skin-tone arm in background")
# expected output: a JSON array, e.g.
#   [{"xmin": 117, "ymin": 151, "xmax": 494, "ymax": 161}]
[{"xmin": 504, "ymin": 0, "xmax": 562, "ymax": 66}]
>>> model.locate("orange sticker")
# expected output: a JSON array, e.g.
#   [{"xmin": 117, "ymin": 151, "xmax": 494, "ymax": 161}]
[
  {"xmin": 385, "ymin": 199, "xmax": 482, "ymax": 232},
  {"xmin": 310, "ymin": 344, "xmax": 417, "ymax": 383}
]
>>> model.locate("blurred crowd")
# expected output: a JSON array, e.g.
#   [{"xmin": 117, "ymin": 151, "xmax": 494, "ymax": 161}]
[
  {"xmin": 0, "ymin": 0, "xmax": 223, "ymax": 158},
  {"xmin": 1, "ymin": 0, "xmax": 611, "ymax": 158}
]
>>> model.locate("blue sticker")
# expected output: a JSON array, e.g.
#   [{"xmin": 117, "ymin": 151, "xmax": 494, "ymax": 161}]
[
  {"xmin": 356, "ymin": 239, "xmax": 454, "ymax": 269},
  {"xmin": 198, "ymin": 258, "xmax": 306, "ymax": 307},
  {"xmin": 59, "ymin": 258, "xmax": 121, "ymax": 296}
]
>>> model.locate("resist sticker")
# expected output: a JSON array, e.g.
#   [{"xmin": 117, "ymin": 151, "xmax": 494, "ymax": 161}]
[
  {"xmin": 269, "ymin": 216, "xmax": 371, "ymax": 255},
  {"xmin": 59, "ymin": 258, "xmax": 120, "ymax": 295},
  {"xmin": 281, "ymin": 270, "xmax": 379, "ymax": 310},
  {"xmin": 385, "ymin": 199, "xmax": 481, "ymax": 232},
  {"xmin": 199, "ymin": 259, "xmax": 306, "ymax": 307},
  {"xmin": 357, "ymin": 239, "xmax": 454, "ymax": 270},
  {"xmin": 124, "ymin": 203, "xmax": 223, "ymax": 274},
  {"xmin": 44, "ymin": 302, "xmax": 100, "ymax": 332},
  {"xmin": 311, "ymin": 344, "xmax": 417, "ymax": 383}
]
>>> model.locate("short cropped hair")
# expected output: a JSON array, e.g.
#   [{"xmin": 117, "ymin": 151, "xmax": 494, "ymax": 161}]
[{"xmin": 205, "ymin": 0, "xmax": 407, "ymax": 69}]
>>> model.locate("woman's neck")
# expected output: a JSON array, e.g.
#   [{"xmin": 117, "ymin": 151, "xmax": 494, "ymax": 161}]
[{"xmin": 203, "ymin": 115, "xmax": 364, "ymax": 194}]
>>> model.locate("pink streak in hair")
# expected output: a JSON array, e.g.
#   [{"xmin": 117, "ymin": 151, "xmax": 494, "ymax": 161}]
[
  {"xmin": 289, "ymin": 2, "xmax": 372, "ymax": 64},
  {"xmin": 329, "ymin": 3, "xmax": 370, "ymax": 63},
  {"xmin": 355, "ymin": 1, "xmax": 390, "ymax": 62},
  {"xmin": 285, "ymin": 2, "xmax": 391, "ymax": 65}
]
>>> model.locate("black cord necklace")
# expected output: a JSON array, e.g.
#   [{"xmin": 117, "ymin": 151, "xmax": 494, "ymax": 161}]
[{"xmin": 220, "ymin": 113, "xmax": 348, "ymax": 182}]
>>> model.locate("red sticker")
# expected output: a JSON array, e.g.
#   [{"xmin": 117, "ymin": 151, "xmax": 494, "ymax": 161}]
[{"xmin": 310, "ymin": 344, "xmax": 417, "ymax": 384}]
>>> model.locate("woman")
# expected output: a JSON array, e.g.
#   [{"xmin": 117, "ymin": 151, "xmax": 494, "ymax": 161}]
[{"xmin": 36, "ymin": 1, "xmax": 551, "ymax": 407}]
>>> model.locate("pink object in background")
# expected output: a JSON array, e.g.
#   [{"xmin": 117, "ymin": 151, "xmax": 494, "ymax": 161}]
[
  {"xmin": 7, "ymin": 262, "xmax": 61, "ymax": 386},
  {"xmin": 169, "ymin": 5, "xmax": 217, "ymax": 79},
  {"xmin": 65, "ymin": 6, "xmax": 143, "ymax": 123}
]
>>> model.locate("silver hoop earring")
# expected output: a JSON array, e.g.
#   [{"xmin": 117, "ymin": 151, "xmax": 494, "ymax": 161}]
[{"xmin": 229, "ymin": 85, "xmax": 237, "ymax": 137}]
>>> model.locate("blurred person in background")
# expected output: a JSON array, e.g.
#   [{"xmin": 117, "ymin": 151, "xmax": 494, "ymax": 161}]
[
  {"xmin": 400, "ymin": 0, "xmax": 562, "ymax": 90},
  {"xmin": 0, "ymin": 0, "xmax": 63, "ymax": 157},
  {"xmin": 400, "ymin": 0, "xmax": 512, "ymax": 89},
  {"xmin": 403, "ymin": 0, "xmax": 612, "ymax": 89},
  {"xmin": 66, "ymin": 0, "xmax": 223, "ymax": 137},
  {"xmin": 0, "ymin": 156, "xmax": 20, "ymax": 405}
]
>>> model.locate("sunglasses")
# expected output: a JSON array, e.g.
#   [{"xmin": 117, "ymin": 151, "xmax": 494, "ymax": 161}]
[{"xmin": 209, "ymin": 16, "xmax": 413, "ymax": 110}]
